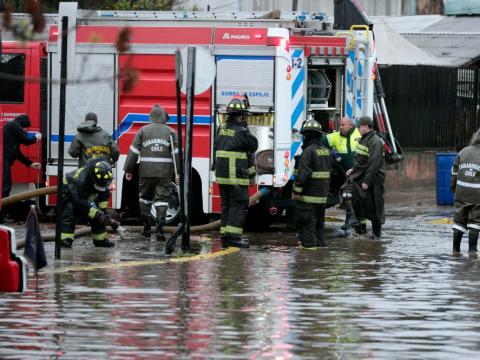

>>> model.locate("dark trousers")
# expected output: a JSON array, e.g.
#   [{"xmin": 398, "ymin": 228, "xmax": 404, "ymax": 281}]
[
  {"xmin": 219, "ymin": 184, "xmax": 249, "ymax": 238},
  {"xmin": 2, "ymin": 161, "xmax": 12, "ymax": 199},
  {"xmin": 139, "ymin": 177, "xmax": 171, "ymax": 223},
  {"xmin": 61, "ymin": 196, "xmax": 107, "ymax": 242},
  {"xmin": 295, "ymin": 201, "xmax": 326, "ymax": 247}
]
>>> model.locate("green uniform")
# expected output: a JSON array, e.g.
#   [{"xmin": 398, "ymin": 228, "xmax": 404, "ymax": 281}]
[
  {"xmin": 321, "ymin": 127, "xmax": 361, "ymax": 171},
  {"xmin": 451, "ymin": 130, "xmax": 480, "ymax": 233},
  {"xmin": 350, "ymin": 130, "xmax": 386, "ymax": 226},
  {"xmin": 124, "ymin": 121, "xmax": 178, "ymax": 227},
  {"xmin": 68, "ymin": 123, "xmax": 119, "ymax": 168}
]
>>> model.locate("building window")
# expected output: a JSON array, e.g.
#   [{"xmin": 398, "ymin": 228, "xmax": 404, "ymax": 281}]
[{"xmin": 0, "ymin": 53, "xmax": 26, "ymax": 103}]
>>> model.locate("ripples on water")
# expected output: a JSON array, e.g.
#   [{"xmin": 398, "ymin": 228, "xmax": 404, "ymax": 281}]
[{"xmin": 2, "ymin": 213, "xmax": 480, "ymax": 359}]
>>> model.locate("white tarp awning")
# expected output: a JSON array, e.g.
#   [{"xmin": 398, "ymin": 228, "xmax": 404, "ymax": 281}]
[{"xmin": 373, "ymin": 18, "xmax": 451, "ymax": 66}]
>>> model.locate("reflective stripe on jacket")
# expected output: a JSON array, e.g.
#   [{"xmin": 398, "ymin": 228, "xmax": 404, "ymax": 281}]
[
  {"xmin": 293, "ymin": 140, "xmax": 332, "ymax": 204},
  {"xmin": 321, "ymin": 128, "xmax": 361, "ymax": 170},
  {"xmin": 124, "ymin": 123, "xmax": 178, "ymax": 178},
  {"xmin": 451, "ymin": 130, "xmax": 480, "ymax": 204},
  {"xmin": 214, "ymin": 120, "xmax": 258, "ymax": 186},
  {"xmin": 350, "ymin": 130, "xmax": 386, "ymax": 186},
  {"xmin": 63, "ymin": 161, "xmax": 110, "ymax": 215}
]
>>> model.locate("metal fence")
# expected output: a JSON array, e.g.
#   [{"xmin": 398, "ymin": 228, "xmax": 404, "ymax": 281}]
[
  {"xmin": 380, "ymin": 65, "xmax": 458, "ymax": 150},
  {"xmin": 456, "ymin": 68, "xmax": 480, "ymax": 150}
]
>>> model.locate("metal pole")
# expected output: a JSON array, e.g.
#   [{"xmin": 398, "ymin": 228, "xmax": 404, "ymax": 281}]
[
  {"xmin": 175, "ymin": 50, "xmax": 185, "ymax": 231},
  {"xmin": 54, "ymin": 16, "xmax": 68, "ymax": 260},
  {"xmin": 292, "ymin": 0, "xmax": 298, "ymax": 11},
  {"xmin": 182, "ymin": 47, "xmax": 195, "ymax": 251}
]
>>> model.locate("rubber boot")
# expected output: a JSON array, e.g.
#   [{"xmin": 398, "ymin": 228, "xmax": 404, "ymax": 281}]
[
  {"xmin": 141, "ymin": 216, "xmax": 151, "ymax": 239},
  {"xmin": 60, "ymin": 238, "xmax": 73, "ymax": 248},
  {"xmin": 453, "ymin": 229, "xmax": 463, "ymax": 252},
  {"xmin": 226, "ymin": 235, "xmax": 249, "ymax": 248},
  {"xmin": 156, "ymin": 219, "xmax": 166, "ymax": 242},
  {"xmin": 354, "ymin": 223, "xmax": 367, "ymax": 235},
  {"xmin": 341, "ymin": 200, "xmax": 360, "ymax": 230},
  {"xmin": 469, "ymin": 229, "xmax": 479, "ymax": 252},
  {"xmin": 94, "ymin": 239, "xmax": 115, "ymax": 248},
  {"xmin": 220, "ymin": 236, "xmax": 229, "ymax": 249},
  {"xmin": 371, "ymin": 221, "xmax": 382, "ymax": 239},
  {"xmin": 316, "ymin": 230, "xmax": 327, "ymax": 247}
]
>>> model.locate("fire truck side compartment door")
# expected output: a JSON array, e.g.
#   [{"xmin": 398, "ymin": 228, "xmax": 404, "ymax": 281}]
[
  {"xmin": 49, "ymin": 52, "xmax": 115, "ymax": 166},
  {"xmin": 215, "ymin": 56, "xmax": 274, "ymax": 108}
]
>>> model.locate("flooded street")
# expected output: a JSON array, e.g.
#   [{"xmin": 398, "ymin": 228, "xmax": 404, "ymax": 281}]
[{"xmin": 2, "ymin": 190, "xmax": 480, "ymax": 359}]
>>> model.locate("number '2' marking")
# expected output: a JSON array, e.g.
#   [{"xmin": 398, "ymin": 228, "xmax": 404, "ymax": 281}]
[{"xmin": 292, "ymin": 57, "xmax": 303, "ymax": 69}]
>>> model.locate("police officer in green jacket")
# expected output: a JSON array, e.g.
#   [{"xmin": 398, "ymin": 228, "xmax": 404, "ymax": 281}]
[
  {"xmin": 451, "ymin": 129, "xmax": 480, "ymax": 252},
  {"xmin": 124, "ymin": 104, "xmax": 179, "ymax": 242},
  {"xmin": 68, "ymin": 112, "xmax": 120, "ymax": 168},
  {"xmin": 345, "ymin": 116, "xmax": 386, "ymax": 239},
  {"xmin": 214, "ymin": 95, "xmax": 258, "ymax": 248},
  {"xmin": 293, "ymin": 119, "xmax": 332, "ymax": 248}
]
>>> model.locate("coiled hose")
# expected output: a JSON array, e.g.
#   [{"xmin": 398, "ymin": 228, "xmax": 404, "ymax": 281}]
[{"xmin": 1, "ymin": 186, "xmax": 268, "ymax": 249}]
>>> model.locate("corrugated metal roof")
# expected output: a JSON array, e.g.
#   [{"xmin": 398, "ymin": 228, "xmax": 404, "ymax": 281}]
[
  {"xmin": 402, "ymin": 33, "xmax": 480, "ymax": 66},
  {"xmin": 422, "ymin": 15, "xmax": 480, "ymax": 32}
]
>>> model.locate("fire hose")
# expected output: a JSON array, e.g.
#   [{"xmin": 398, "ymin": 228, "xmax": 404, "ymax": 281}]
[{"xmin": 1, "ymin": 186, "xmax": 268, "ymax": 249}]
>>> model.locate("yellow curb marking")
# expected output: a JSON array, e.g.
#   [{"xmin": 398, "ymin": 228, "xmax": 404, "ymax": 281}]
[
  {"xmin": 47, "ymin": 247, "xmax": 240, "ymax": 275},
  {"xmin": 427, "ymin": 218, "xmax": 453, "ymax": 224}
]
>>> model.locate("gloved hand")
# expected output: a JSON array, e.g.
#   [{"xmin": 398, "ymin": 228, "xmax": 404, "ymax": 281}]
[
  {"xmin": 35, "ymin": 133, "xmax": 42, "ymax": 141},
  {"xmin": 108, "ymin": 218, "xmax": 120, "ymax": 232}
]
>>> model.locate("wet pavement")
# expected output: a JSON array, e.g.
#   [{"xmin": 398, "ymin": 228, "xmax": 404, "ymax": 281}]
[{"xmin": 2, "ymin": 188, "xmax": 480, "ymax": 359}]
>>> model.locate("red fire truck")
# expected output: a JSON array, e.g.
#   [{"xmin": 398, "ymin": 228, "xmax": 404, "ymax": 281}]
[{"xmin": 1, "ymin": 2, "xmax": 401, "ymax": 223}]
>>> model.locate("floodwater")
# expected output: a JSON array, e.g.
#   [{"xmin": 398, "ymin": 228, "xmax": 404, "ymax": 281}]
[{"xmin": 2, "ymin": 193, "xmax": 480, "ymax": 359}]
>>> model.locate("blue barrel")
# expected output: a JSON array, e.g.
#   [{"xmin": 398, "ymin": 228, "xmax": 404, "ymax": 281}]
[{"xmin": 435, "ymin": 152, "xmax": 457, "ymax": 206}]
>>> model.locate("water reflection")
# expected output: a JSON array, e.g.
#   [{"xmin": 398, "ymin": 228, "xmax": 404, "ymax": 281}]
[{"xmin": 2, "ymin": 213, "xmax": 480, "ymax": 358}]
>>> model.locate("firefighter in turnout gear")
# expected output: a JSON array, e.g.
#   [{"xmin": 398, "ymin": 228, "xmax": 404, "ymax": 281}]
[
  {"xmin": 345, "ymin": 116, "xmax": 386, "ymax": 239},
  {"xmin": 450, "ymin": 129, "xmax": 480, "ymax": 252},
  {"xmin": 292, "ymin": 119, "xmax": 331, "ymax": 248},
  {"xmin": 214, "ymin": 95, "xmax": 258, "ymax": 248},
  {"xmin": 124, "ymin": 104, "xmax": 179, "ymax": 242},
  {"xmin": 60, "ymin": 159, "xmax": 116, "ymax": 248},
  {"xmin": 68, "ymin": 112, "xmax": 120, "ymax": 168}
]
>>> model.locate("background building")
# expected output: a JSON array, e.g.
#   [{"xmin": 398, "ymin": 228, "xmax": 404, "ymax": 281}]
[{"xmin": 183, "ymin": 0, "xmax": 416, "ymax": 16}]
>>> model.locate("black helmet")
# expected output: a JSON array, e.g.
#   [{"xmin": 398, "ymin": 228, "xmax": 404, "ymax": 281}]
[
  {"xmin": 91, "ymin": 160, "xmax": 113, "ymax": 191},
  {"xmin": 226, "ymin": 94, "xmax": 249, "ymax": 114},
  {"xmin": 300, "ymin": 119, "xmax": 322, "ymax": 136}
]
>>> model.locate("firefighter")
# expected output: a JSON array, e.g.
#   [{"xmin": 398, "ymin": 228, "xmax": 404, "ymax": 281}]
[
  {"xmin": 1, "ymin": 115, "xmax": 41, "ymax": 223},
  {"xmin": 124, "ymin": 104, "xmax": 178, "ymax": 242},
  {"xmin": 321, "ymin": 116, "xmax": 362, "ymax": 230},
  {"xmin": 60, "ymin": 159, "xmax": 117, "ymax": 248},
  {"xmin": 345, "ymin": 116, "xmax": 386, "ymax": 239},
  {"xmin": 68, "ymin": 112, "xmax": 120, "ymax": 168},
  {"xmin": 214, "ymin": 95, "xmax": 258, "ymax": 248},
  {"xmin": 292, "ymin": 119, "xmax": 331, "ymax": 248},
  {"xmin": 450, "ymin": 129, "xmax": 480, "ymax": 252}
]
